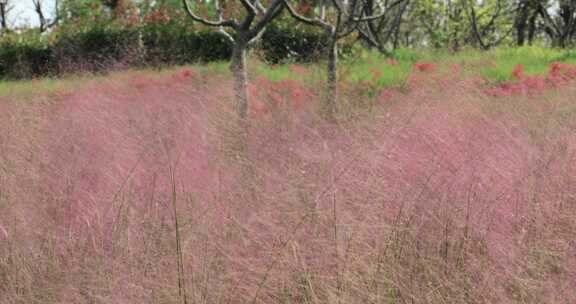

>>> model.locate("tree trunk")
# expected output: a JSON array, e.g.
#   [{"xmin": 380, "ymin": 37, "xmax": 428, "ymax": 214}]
[
  {"xmin": 527, "ymin": 11, "xmax": 538, "ymax": 45},
  {"xmin": 515, "ymin": 3, "xmax": 528, "ymax": 46},
  {"xmin": 326, "ymin": 39, "xmax": 338, "ymax": 117},
  {"xmin": 0, "ymin": 4, "xmax": 7, "ymax": 31},
  {"xmin": 230, "ymin": 41, "xmax": 249, "ymax": 121},
  {"xmin": 393, "ymin": 22, "xmax": 401, "ymax": 50}
]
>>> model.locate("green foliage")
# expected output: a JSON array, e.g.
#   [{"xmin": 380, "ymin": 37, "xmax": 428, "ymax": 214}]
[
  {"xmin": 141, "ymin": 20, "xmax": 232, "ymax": 65},
  {"xmin": 8, "ymin": 0, "xmax": 576, "ymax": 82},
  {"xmin": 58, "ymin": 0, "xmax": 109, "ymax": 30},
  {"xmin": 0, "ymin": 16, "xmax": 337, "ymax": 79},
  {"xmin": 480, "ymin": 47, "xmax": 570, "ymax": 82},
  {"xmin": 344, "ymin": 50, "xmax": 411, "ymax": 88},
  {"xmin": 260, "ymin": 24, "xmax": 328, "ymax": 64},
  {"xmin": 0, "ymin": 31, "xmax": 52, "ymax": 79},
  {"xmin": 53, "ymin": 24, "xmax": 143, "ymax": 74}
]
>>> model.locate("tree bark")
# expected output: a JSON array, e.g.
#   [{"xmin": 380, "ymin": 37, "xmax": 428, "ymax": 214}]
[
  {"xmin": 326, "ymin": 39, "xmax": 338, "ymax": 117},
  {"xmin": 230, "ymin": 41, "xmax": 249, "ymax": 121},
  {"xmin": 515, "ymin": 1, "xmax": 529, "ymax": 46},
  {"xmin": 527, "ymin": 11, "xmax": 538, "ymax": 45},
  {"xmin": 0, "ymin": 4, "xmax": 7, "ymax": 31}
]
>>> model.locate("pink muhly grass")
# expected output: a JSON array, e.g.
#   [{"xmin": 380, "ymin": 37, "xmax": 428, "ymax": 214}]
[
  {"xmin": 249, "ymin": 77, "xmax": 317, "ymax": 116},
  {"xmin": 0, "ymin": 224, "xmax": 7, "ymax": 239},
  {"xmin": 170, "ymin": 67, "xmax": 196, "ymax": 83},
  {"xmin": 1, "ymin": 67, "xmax": 575, "ymax": 303}
]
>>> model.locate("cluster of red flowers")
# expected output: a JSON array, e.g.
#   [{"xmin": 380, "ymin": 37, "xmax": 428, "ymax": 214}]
[
  {"xmin": 144, "ymin": 8, "xmax": 174, "ymax": 24},
  {"xmin": 487, "ymin": 63, "xmax": 576, "ymax": 97},
  {"xmin": 451, "ymin": 63, "xmax": 462, "ymax": 74},
  {"xmin": 249, "ymin": 76, "xmax": 316, "ymax": 115},
  {"xmin": 288, "ymin": 65, "xmax": 309, "ymax": 75},
  {"xmin": 170, "ymin": 68, "xmax": 195, "ymax": 83},
  {"xmin": 413, "ymin": 62, "xmax": 436, "ymax": 72},
  {"xmin": 296, "ymin": 3, "xmax": 314, "ymax": 14},
  {"xmin": 369, "ymin": 67, "xmax": 384, "ymax": 81}
]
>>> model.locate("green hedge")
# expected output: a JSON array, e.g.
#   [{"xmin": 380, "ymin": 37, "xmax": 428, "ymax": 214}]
[
  {"xmin": 260, "ymin": 24, "xmax": 329, "ymax": 64},
  {"xmin": 141, "ymin": 25, "xmax": 233, "ymax": 65},
  {"xmin": 53, "ymin": 26, "xmax": 144, "ymax": 74},
  {"xmin": 0, "ymin": 38, "xmax": 52, "ymax": 79},
  {"xmin": 0, "ymin": 24, "xmax": 330, "ymax": 79}
]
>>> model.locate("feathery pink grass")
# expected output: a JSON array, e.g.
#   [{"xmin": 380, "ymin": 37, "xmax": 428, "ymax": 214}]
[{"xmin": 1, "ymin": 66, "xmax": 576, "ymax": 303}]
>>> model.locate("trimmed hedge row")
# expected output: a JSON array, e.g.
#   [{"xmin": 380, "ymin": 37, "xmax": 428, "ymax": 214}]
[
  {"xmin": 0, "ymin": 41, "xmax": 52, "ymax": 79},
  {"xmin": 260, "ymin": 25, "xmax": 329, "ymax": 64},
  {"xmin": 0, "ymin": 24, "xmax": 331, "ymax": 80}
]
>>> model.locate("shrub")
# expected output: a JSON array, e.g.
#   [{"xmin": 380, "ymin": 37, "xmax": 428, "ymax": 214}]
[
  {"xmin": 0, "ymin": 33, "xmax": 53, "ymax": 79},
  {"xmin": 260, "ymin": 24, "xmax": 328, "ymax": 64},
  {"xmin": 141, "ymin": 25, "xmax": 233, "ymax": 65},
  {"xmin": 0, "ymin": 19, "xmax": 353, "ymax": 79},
  {"xmin": 52, "ymin": 25, "xmax": 144, "ymax": 74}
]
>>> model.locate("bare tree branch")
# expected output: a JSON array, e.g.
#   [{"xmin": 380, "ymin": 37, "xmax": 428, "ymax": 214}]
[
  {"xmin": 249, "ymin": 0, "xmax": 287, "ymax": 38},
  {"xmin": 240, "ymin": 0, "xmax": 258, "ymax": 15},
  {"xmin": 182, "ymin": 0, "xmax": 286, "ymax": 120},
  {"xmin": 352, "ymin": 0, "xmax": 405, "ymax": 22},
  {"xmin": 284, "ymin": 0, "xmax": 331, "ymax": 29},
  {"xmin": 0, "ymin": 0, "xmax": 12, "ymax": 31},
  {"xmin": 182, "ymin": 0, "xmax": 239, "ymax": 29},
  {"xmin": 32, "ymin": 0, "xmax": 59, "ymax": 32},
  {"xmin": 253, "ymin": 0, "xmax": 266, "ymax": 14}
]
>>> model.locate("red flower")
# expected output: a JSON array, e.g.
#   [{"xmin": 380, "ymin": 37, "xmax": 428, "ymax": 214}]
[
  {"xmin": 451, "ymin": 63, "xmax": 461, "ymax": 74},
  {"xmin": 369, "ymin": 67, "xmax": 384, "ymax": 81},
  {"xmin": 413, "ymin": 62, "xmax": 435, "ymax": 72},
  {"xmin": 511, "ymin": 64, "xmax": 524, "ymax": 79},
  {"xmin": 289, "ymin": 65, "xmax": 308, "ymax": 75}
]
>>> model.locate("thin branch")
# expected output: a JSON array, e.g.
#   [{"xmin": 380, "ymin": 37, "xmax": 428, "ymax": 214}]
[
  {"xmin": 352, "ymin": 0, "xmax": 405, "ymax": 22},
  {"xmin": 331, "ymin": 0, "xmax": 345, "ymax": 14},
  {"xmin": 213, "ymin": 0, "xmax": 235, "ymax": 42},
  {"xmin": 254, "ymin": 0, "xmax": 266, "ymax": 13},
  {"xmin": 239, "ymin": 0, "xmax": 258, "ymax": 30},
  {"xmin": 249, "ymin": 2, "xmax": 284, "ymax": 43},
  {"xmin": 182, "ymin": 0, "xmax": 239, "ymax": 29},
  {"xmin": 283, "ymin": 0, "xmax": 330, "ymax": 28},
  {"xmin": 32, "ymin": 0, "xmax": 59, "ymax": 32},
  {"xmin": 240, "ymin": 0, "xmax": 258, "ymax": 14},
  {"xmin": 249, "ymin": 0, "xmax": 285, "ymax": 39},
  {"xmin": 47, "ymin": 0, "xmax": 60, "ymax": 28}
]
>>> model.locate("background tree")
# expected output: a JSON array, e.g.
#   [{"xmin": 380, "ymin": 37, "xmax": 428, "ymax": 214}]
[
  {"xmin": 514, "ymin": 0, "xmax": 542, "ymax": 46},
  {"xmin": 58, "ymin": 0, "xmax": 105, "ymax": 27},
  {"xmin": 0, "ymin": 0, "xmax": 12, "ymax": 34},
  {"xmin": 182, "ymin": 0, "xmax": 285, "ymax": 121},
  {"xmin": 464, "ymin": 0, "xmax": 516, "ymax": 50},
  {"xmin": 284, "ymin": 0, "xmax": 408, "ymax": 116},
  {"xmin": 358, "ymin": 0, "xmax": 411, "ymax": 52},
  {"xmin": 406, "ymin": 0, "xmax": 468, "ymax": 51},
  {"xmin": 537, "ymin": 0, "xmax": 576, "ymax": 47},
  {"xmin": 101, "ymin": 0, "xmax": 135, "ymax": 18},
  {"xmin": 32, "ymin": 0, "xmax": 60, "ymax": 32}
]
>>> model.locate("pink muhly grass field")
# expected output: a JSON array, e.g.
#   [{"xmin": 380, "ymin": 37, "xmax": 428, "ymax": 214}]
[{"xmin": 1, "ymin": 66, "xmax": 576, "ymax": 303}]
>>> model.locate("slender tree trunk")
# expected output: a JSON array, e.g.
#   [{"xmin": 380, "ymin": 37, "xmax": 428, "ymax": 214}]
[
  {"xmin": 326, "ymin": 39, "xmax": 338, "ymax": 117},
  {"xmin": 393, "ymin": 23, "xmax": 401, "ymax": 49},
  {"xmin": 515, "ymin": 3, "xmax": 528, "ymax": 46},
  {"xmin": 0, "ymin": 4, "xmax": 7, "ymax": 31},
  {"xmin": 527, "ymin": 11, "xmax": 538, "ymax": 45},
  {"xmin": 230, "ymin": 41, "xmax": 249, "ymax": 121}
]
